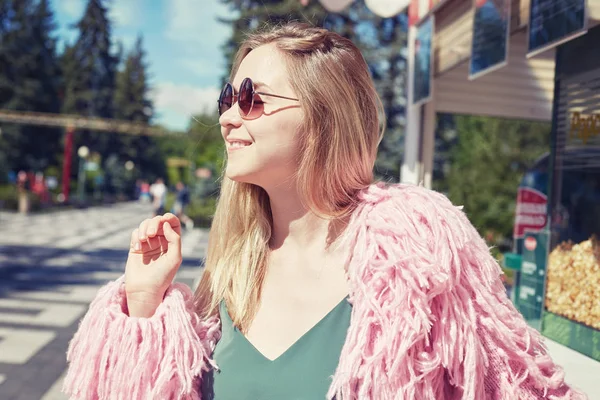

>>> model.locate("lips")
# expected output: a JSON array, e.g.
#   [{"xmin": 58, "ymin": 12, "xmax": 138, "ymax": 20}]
[{"xmin": 227, "ymin": 139, "xmax": 252, "ymax": 151}]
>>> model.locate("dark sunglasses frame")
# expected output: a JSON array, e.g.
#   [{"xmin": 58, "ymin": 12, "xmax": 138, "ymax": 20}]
[{"xmin": 218, "ymin": 77, "xmax": 299, "ymax": 117}]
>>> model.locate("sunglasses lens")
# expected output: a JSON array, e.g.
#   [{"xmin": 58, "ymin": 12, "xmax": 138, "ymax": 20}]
[
  {"xmin": 239, "ymin": 78, "xmax": 254, "ymax": 116},
  {"xmin": 218, "ymin": 84, "xmax": 233, "ymax": 115}
]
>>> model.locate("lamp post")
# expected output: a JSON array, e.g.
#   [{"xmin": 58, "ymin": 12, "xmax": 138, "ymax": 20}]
[{"xmin": 77, "ymin": 146, "xmax": 89, "ymax": 205}]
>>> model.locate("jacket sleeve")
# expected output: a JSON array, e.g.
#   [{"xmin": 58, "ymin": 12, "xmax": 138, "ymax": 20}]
[
  {"xmin": 395, "ymin": 185, "xmax": 587, "ymax": 399},
  {"xmin": 62, "ymin": 276, "xmax": 219, "ymax": 400}
]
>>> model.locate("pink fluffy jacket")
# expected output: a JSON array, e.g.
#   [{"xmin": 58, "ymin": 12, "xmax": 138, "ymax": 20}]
[{"xmin": 62, "ymin": 183, "xmax": 587, "ymax": 400}]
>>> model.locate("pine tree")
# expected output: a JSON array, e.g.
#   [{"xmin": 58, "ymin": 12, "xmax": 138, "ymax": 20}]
[
  {"xmin": 114, "ymin": 36, "xmax": 152, "ymax": 124},
  {"xmin": 113, "ymin": 35, "xmax": 164, "ymax": 185},
  {"xmin": 0, "ymin": 0, "xmax": 62, "ymax": 173},
  {"xmin": 219, "ymin": 0, "xmax": 329, "ymax": 83},
  {"xmin": 61, "ymin": 0, "xmax": 118, "ymax": 155}
]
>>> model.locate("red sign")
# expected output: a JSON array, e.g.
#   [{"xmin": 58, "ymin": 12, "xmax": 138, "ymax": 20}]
[
  {"xmin": 524, "ymin": 236, "xmax": 537, "ymax": 251},
  {"xmin": 513, "ymin": 187, "xmax": 547, "ymax": 238},
  {"xmin": 409, "ymin": 0, "xmax": 419, "ymax": 26}
]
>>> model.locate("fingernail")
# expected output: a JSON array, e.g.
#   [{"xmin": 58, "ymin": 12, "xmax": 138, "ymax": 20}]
[{"xmin": 134, "ymin": 242, "xmax": 141, "ymax": 251}]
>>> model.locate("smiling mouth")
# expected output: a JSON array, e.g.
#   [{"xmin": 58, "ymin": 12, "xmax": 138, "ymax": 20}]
[{"xmin": 228, "ymin": 141, "xmax": 252, "ymax": 151}]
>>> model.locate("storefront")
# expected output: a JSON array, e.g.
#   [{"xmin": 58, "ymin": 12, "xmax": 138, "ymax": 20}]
[
  {"xmin": 540, "ymin": 25, "xmax": 600, "ymax": 361},
  {"xmin": 402, "ymin": 0, "xmax": 600, "ymax": 362}
]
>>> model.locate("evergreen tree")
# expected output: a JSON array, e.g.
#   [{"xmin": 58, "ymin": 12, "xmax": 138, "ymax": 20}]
[
  {"xmin": 61, "ymin": 0, "xmax": 118, "ymax": 156},
  {"xmin": 0, "ymin": 0, "xmax": 62, "ymax": 173},
  {"xmin": 219, "ymin": 0, "xmax": 329, "ymax": 83},
  {"xmin": 113, "ymin": 35, "xmax": 164, "ymax": 184}
]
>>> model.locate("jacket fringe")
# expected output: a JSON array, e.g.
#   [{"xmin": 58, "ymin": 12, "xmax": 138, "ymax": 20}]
[
  {"xmin": 62, "ymin": 276, "xmax": 219, "ymax": 400},
  {"xmin": 328, "ymin": 183, "xmax": 587, "ymax": 400}
]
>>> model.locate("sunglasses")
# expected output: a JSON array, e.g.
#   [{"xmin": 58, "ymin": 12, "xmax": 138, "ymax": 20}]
[{"xmin": 218, "ymin": 77, "xmax": 299, "ymax": 117}]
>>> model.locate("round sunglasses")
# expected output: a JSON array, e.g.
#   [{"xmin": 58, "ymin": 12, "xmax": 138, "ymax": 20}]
[{"xmin": 217, "ymin": 77, "xmax": 299, "ymax": 117}]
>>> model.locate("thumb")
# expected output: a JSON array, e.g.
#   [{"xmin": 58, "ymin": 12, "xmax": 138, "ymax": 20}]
[{"xmin": 163, "ymin": 221, "xmax": 181, "ymax": 256}]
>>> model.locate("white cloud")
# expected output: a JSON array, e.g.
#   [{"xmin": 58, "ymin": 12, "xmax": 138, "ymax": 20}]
[
  {"xmin": 60, "ymin": 0, "xmax": 85, "ymax": 18},
  {"xmin": 165, "ymin": 0, "xmax": 233, "ymax": 51},
  {"xmin": 109, "ymin": 1, "xmax": 142, "ymax": 27},
  {"xmin": 179, "ymin": 57, "xmax": 226, "ymax": 79},
  {"xmin": 151, "ymin": 82, "xmax": 220, "ymax": 129}
]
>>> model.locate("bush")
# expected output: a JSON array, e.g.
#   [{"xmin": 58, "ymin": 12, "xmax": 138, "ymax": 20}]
[
  {"xmin": 165, "ymin": 192, "xmax": 217, "ymax": 228},
  {"xmin": 0, "ymin": 184, "xmax": 42, "ymax": 212}
]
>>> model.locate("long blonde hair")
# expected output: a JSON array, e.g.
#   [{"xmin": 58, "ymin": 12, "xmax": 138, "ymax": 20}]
[{"xmin": 194, "ymin": 22, "xmax": 385, "ymax": 330}]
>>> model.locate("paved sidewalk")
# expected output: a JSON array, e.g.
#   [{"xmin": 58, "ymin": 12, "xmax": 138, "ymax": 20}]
[
  {"xmin": 544, "ymin": 339, "xmax": 599, "ymax": 397},
  {"xmin": 0, "ymin": 203, "xmax": 208, "ymax": 400}
]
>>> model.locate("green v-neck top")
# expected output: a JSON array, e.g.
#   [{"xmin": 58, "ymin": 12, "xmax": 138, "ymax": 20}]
[{"xmin": 201, "ymin": 298, "xmax": 353, "ymax": 400}]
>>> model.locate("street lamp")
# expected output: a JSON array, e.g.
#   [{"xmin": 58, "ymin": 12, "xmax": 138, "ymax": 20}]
[
  {"xmin": 77, "ymin": 146, "xmax": 89, "ymax": 205},
  {"xmin": 125, "ymin": 160, "xmax": 134, "ymax": 171}
]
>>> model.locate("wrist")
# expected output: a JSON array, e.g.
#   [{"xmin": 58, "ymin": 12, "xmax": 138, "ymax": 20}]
[{"xmin": 126, "ymin": 291, "xmax": 164, "ymax": 318}]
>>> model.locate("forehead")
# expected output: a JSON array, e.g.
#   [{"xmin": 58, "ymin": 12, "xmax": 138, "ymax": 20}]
[{"xmin": 232, "ymin": 44, "xmax": 290, "ymax": 91}]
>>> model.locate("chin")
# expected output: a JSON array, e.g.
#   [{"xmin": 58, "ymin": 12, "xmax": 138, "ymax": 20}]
[{"xmin": 225, "ymin": 166, "xmax": 258, "ymax": 184}]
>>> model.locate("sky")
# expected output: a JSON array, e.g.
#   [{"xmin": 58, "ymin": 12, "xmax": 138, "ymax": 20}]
[{"xmin": 51, "ymin": 0, "xmax": 234, "ymax": 131}]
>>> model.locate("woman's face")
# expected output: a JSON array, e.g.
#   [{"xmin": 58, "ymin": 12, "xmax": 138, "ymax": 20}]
[{"xmin": 219, "ymin": 44, "xmax": 303, "ymax": 189}]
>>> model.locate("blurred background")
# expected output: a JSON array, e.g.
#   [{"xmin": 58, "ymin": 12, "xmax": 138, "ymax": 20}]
[{"xmin": 0, "ymin": 0, "xmax": 598, "ymax": 399}]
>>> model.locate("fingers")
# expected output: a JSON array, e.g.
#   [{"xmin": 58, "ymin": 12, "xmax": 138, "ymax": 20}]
[
  {"xmin": 145, "ymin": 214, "xmax": 181, "ymax": 238},
  {"xmin": 130, "ymin": 214, "xmax": 182, "ymax": 253},
  {"xmin": 138, "ymin": 218, "xmax": 151, "ymax": 241},
  {"xmin": 161, "ymin": 213, "xmax": 182, "ymax": 235},
  {"xmin": 130, "ymin": 228, "xmax": 142, "ymax": 253},
  {"xmin": 146, "ymin": 216, "xmax": 163, "ymax": 238},
  {"xmin": 163, "ymin": 221, "xmax": 182, "ymax": 264}
]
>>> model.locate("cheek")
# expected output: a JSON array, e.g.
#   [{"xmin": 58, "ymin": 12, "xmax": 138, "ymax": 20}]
[{"xmin": 252, "ymin": 114, "xmax": 303, "ymax": 157}]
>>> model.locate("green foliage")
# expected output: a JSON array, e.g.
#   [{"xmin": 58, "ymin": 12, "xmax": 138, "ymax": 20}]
[
  {"xmin": 0, "ymin": 0, "xmax": 63, "ymax": 173},
  {"xmin": 0, "ymin": 183, "xmax": 42, "ymax": 211},
  {"xmin": 187, "ymin": 113, "xmax": 224, "ymax": 177},
  {"xmin": 61, "ymin": 0, "xmax": 117, "ymax": 119},
  {"xmin": 113, "ymin": 35, "xmax": 164, "ymax": 184},
  {"xmin": 433, "ymin": 114, "xmax": 551, "ymax": 241},
  {"xmin": 164, "ymin": 191, "xmax": 217, "ymax": 228}
]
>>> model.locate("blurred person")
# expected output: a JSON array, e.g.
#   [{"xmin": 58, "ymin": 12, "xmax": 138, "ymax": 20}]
[
  {"xmin": 134, "ymin": 179, "xmax": 142, "ymax": 200},
  {"xmin": 139, "ymin": 180, "xmax": 151, "ymax": 203},
  {"xmin": 149, "ymin": 177, "xmax": 167, "ymax": 216},
  {"xmin": 32, "ymin": 172, "xmax": 50, "ymax": 206},
  {"xmin": 63, "ymin": 23, "xmax": 585, "ymax": 400},
  {"xmin": 173, "ymin": 181, "xmax": 193, "ymax": 230},
  {"xmin": 16, "ymin": 170, "xmax": 30, "ymax": 215}
]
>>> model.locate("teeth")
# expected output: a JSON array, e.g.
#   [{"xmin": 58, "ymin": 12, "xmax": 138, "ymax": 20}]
[{"xmin": 230, "ymin": 141, "xmax": 250, "ymax": 148}]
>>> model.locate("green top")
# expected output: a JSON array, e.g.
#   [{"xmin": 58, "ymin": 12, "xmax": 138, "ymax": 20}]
[{"xmin": 201, "ymin": 298, "xmax": 352, "ymax": 400}]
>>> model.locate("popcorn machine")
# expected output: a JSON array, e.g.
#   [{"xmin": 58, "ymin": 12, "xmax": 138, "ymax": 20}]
[{"xmin": 505, "ymin": 26, "xmax": 600, "ymax": 361}]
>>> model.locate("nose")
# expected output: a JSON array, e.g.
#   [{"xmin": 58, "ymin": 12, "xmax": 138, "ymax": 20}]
[{"xmin": 219, "ymin": 103, "xmax": 243, "ymax": 130}]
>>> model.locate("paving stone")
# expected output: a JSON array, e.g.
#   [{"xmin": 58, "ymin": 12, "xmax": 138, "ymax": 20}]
[{"xmin": 0, "ymin": 202, "xmax": 209, "ymax": 399}]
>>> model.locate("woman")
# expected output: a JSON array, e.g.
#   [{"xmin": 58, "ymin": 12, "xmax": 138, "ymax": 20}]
[{"xmin": 63, "ymin": 23, "xmax": 585, "ymax": 400}]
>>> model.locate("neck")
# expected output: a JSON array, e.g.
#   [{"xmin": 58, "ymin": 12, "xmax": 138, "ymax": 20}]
[{"xmin": 264, "ymin": 182, "xmax": 341, "ymax": 252}]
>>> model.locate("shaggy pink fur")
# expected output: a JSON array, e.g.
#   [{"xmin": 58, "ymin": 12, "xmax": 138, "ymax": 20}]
[
  {"xmin": 327, "ymin": 183, "xmax": 586, "ymax": 400},
  {"xmin": 62, "ymin": 278, "xmax": 219, "ymax": 400},
  {"xmin": 62, "ymin": 183, "xmax": 587, "ymax": 399}
]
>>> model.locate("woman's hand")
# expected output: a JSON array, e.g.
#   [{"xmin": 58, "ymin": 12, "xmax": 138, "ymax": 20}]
[{"xmin": 125, "ymin": 213, "xmax": 182, "ymax": 317}]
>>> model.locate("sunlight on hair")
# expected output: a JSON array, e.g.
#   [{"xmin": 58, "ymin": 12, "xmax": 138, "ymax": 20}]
[
  {"xmin": 186, "ymin": 115, "xmax": 222, "ymax": 164},
  {"xmin": 194, "ymin": 22, "xmax": 385, "ymax": 333}
]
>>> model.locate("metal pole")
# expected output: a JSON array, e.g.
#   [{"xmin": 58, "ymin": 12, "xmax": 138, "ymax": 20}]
[
  {"xmin": 78, "ymin": 156, "xmax": 86, "ymax": 204},
  {"xmin": 61, "ymin": 126, "xmax": 75, "ymax": 203}
]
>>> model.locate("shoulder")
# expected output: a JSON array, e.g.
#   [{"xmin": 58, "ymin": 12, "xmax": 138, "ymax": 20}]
[
  {"xmin": 353, "ymin": 182, "xmax": 473, "ymax": 249},
  {"xmin": 358, "ymin": 182, "xmax": 457, "ymax": 210}
]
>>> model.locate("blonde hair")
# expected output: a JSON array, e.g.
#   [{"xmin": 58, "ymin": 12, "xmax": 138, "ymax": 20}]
[{"xmin": 194, "ymin": 22, "xmax": 385, "ymax": 330}]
